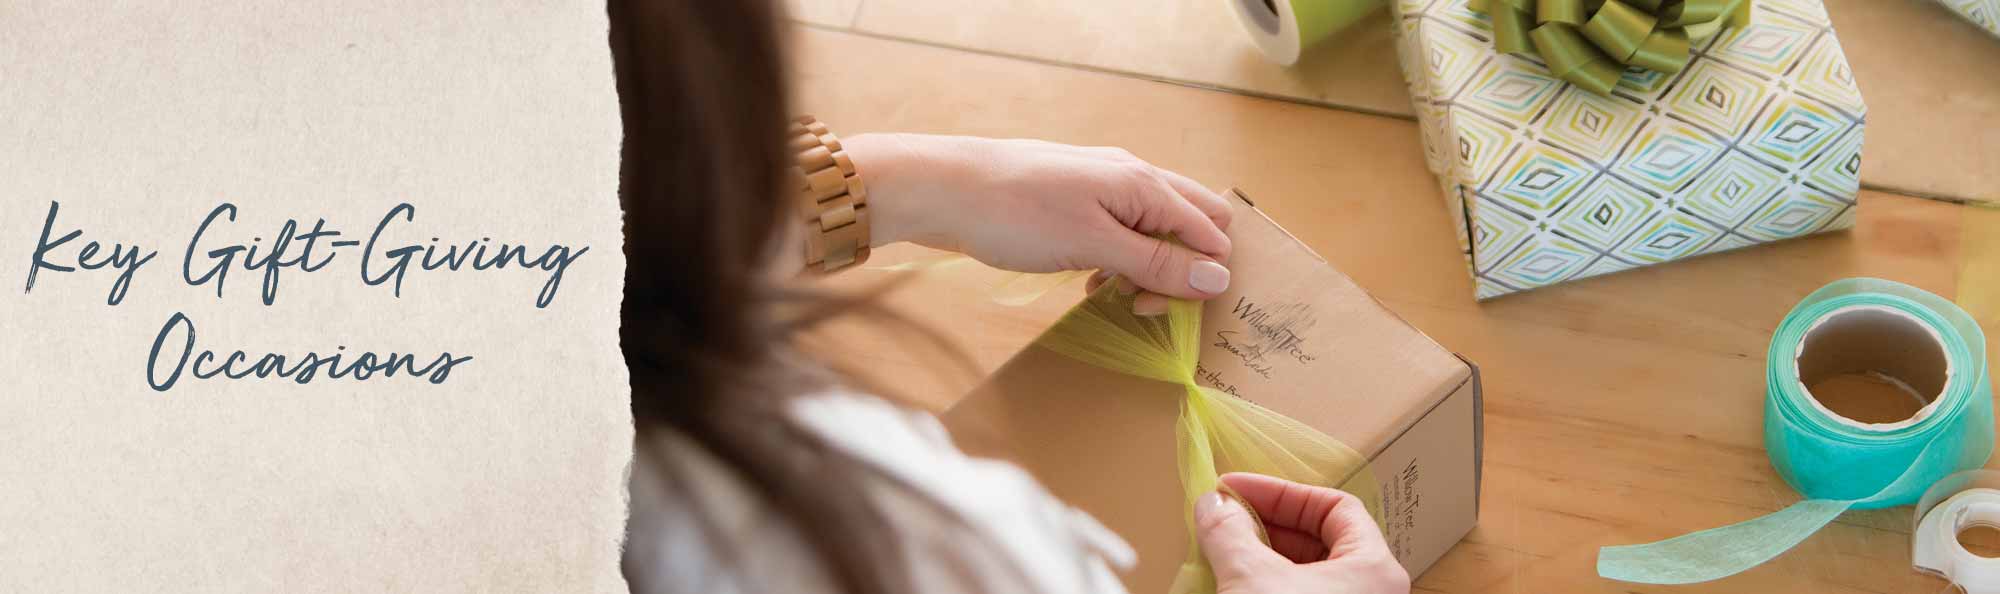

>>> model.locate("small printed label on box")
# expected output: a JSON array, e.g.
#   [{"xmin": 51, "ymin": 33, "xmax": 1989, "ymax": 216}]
[{"xmin": 1383, "ymin": 458, "xmax": 1423, "ymax": 562}]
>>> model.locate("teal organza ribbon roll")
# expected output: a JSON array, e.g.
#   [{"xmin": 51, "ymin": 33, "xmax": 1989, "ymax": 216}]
[
  {"xmin": 1598, "ymin": 278, "xmax": 1996, "ymax": 584},
  {"xmin": 1469, "ymin": 0, "xmax": 1752, "ymax": 95}
]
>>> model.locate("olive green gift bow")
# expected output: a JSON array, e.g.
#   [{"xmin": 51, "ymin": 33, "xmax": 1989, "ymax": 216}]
[{"xmin": 1468, "ymin": 0, "xmax": 1753, "ymax": 95}]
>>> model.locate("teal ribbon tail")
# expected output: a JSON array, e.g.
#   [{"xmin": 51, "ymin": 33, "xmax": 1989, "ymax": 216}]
[
  {"xmin": 1595, "ymin": 499, "xmax": 1851, "ymax": 584},
  {"xmin": 1598, "ymin": 418, "xmax": 1965, "ymax": 584}
]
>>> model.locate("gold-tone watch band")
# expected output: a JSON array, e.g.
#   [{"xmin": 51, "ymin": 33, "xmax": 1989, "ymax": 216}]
[{"xmin": 789, "ymin": 116, "xmax": 870, "ymax": 273}]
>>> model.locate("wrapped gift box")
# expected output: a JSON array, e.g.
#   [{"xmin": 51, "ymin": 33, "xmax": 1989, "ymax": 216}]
[
  {"xmin": 1940, "ymin": 0, "xmax": 2000, "ymax": 37},
  {"xmin": 1394, "ymin": 0, "xmax": 1868, "ymax": 299},
  {"xmin": 944, "ymin": 190, "xmax": 1483, "ymax": 592}
]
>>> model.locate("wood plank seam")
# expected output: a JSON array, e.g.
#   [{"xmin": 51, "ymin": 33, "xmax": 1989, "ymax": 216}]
[{"xmin": 785, "ymin": 23, "xmax": 1982, "ymax": 206}]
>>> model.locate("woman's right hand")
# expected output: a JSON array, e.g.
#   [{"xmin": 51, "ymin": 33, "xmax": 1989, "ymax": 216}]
[{"xmin": 1194, "ymin": 473, "xmax": 1411, "ymax": 594}]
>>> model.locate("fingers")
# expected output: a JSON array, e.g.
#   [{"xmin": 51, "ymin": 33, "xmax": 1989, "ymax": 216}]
[
  {"xmin": 1265, "ymin": 524, "xmax": 1332, "ymax": 564},
  {"xmin": 1315, "ymin": 484, "xmax": 1390, "ymax": 559},
  {"xmin": 1156, "ymin": 168, "xmax": 1233, "ymax": 233},
  {"xmin": 1086, "ymin": 270, "xmax": 1175, "ymax": 317},
  {"xmin": 1194, "ymin": 491, "xmax": 1283, "ymax": 584},
  {"xmin": 1218, "ymin": 473, "xmax": 1390, "ymax": 558},
  {"xmin": 1084, "ymin": 271, "xmax": 1140, "ymax": 297},
  {"xmin": 1096, "ymin": 161, "xmax": 1231, "ymax": 265},
  {"xmin": 1098, "ymin": 230, "xmax": 1231, "ymax": 300},
  {"xmin": 1136, "ymin": 171, "xmax": 1233, "ymax": 264},
  {"xmin": 1084, "ymin": 153, "xmax": 1235, "ymax": 305}
]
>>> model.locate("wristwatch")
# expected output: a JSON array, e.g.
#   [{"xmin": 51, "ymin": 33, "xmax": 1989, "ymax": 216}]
[{"xmin": 789, "ymin": 116, "xmax": 870, "ymax": 273}]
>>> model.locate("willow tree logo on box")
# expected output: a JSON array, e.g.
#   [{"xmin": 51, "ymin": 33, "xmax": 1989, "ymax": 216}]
[{"xmin": 23, "ymin": 201, "xmax": 589, "ymax": 392}]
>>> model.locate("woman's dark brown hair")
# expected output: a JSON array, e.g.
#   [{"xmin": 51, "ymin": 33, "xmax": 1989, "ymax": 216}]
[{"xmin": 608, "ymin": 2, "xmax": 992, "ymax": 593}]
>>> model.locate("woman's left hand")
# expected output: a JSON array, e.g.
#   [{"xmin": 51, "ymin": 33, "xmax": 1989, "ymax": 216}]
[{"xmin": 848, "ymin": 133, "xmax": 1234, "ymax": 305}]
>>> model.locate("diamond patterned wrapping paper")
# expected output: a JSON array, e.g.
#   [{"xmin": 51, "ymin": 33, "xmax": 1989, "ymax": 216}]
[
  {"xmin": 1940, "ymin": 0, "xmax": 2000, "ymax": 37},
  {"xmin": 1393, "ymin": 0, "xmax": 1867, "ymax": 299}
]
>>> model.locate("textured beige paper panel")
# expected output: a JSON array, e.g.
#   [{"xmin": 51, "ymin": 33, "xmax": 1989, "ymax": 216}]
[
  {"xmin": 0, "ymin": 3, "xmax": 629, "ymax": 593},
  {"xmin": 849, "ymin": 0, "xmax": 2000, "ymax": 203}
]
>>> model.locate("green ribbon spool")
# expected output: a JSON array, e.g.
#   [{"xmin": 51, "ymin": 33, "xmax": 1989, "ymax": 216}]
[
  {"xmin": 1469, "ymin": 0, "xmax": 1752, "ymax": 95},
  {"xmin": 1231, "ymin": 0, "xmax": 1386, "ymax": 65},
  {"xmin": 1598, "ymin": 278, "xmax": 1997, "ymax": 584}
]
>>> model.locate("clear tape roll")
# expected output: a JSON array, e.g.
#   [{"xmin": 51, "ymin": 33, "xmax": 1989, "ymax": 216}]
[{"xmin": 1916, "ymin": 471, "xmax": 2000, "ymax": 594}]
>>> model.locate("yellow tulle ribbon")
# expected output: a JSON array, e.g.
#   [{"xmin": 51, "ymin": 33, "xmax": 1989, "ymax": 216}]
[
  {"xmin": 1469, "ymin": 0, "xmax": 1753, "ymax": 95},
  {"xmin": 1032, "ymin": 285, "xmax": 1383, "ymax": 594}
]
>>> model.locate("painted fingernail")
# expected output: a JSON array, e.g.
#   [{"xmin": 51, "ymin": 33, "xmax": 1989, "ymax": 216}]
[
  {"xmin": 1195, "ymin": 491, "xmax": 1226, "ymax": 521},
  {"xmin": 1133, "ymin": 292, "xmax": 1169, "ymax": 316},
  {"xmin": 1190, "ymin": 260, "xmax": 1230, "ymax": 294}
]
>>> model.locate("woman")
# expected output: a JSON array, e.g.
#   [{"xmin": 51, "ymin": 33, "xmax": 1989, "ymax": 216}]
[{"xmin": 610, "ymin": 1, "xmax": 1411, "ymax": 593}]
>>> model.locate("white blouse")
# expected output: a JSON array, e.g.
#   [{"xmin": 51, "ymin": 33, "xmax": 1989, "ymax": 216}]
[{"xmin": 624, "ymin": 391, "xmax": 1135, "ymax": 594}]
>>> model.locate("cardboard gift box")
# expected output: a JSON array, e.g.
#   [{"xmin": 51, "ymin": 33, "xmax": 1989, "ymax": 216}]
[
  {"xmin": 944, "ymin": 190, "xmax": 1484, "ymax": 593},
  {"xmin": 1393, "ymin": 0, "xmax": 1868, "ymax": 299}
]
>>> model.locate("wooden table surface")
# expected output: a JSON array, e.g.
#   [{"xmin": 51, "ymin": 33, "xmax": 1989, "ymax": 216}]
[
  {"xmin": 788, "ymin": 0, "xmax": 2000, "ymax": 203},
  {"xmin": 786, "ymin": 12, "xmax": 1995, "ymax": 593}
]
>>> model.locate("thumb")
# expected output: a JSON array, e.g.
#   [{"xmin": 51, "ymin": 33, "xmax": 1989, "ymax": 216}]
[
  {"xmin": 1098, "ymin": 230, "xmax": 1231, "ymax": 300},
  {"xmin": 1195, "ymin": 491, "xmax": 1281, "ymax": 584}
]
